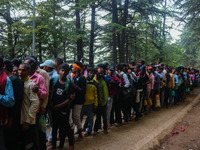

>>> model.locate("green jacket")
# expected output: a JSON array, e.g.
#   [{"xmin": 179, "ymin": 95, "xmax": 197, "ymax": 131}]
[{"xmin": 94, "ymin": 77, "xmax": 108, "ymax": 106}]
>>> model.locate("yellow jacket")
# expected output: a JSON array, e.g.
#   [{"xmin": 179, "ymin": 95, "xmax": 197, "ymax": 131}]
[{"xmin": 84, "ymin": 79, "xmax": 98, "ymax": 107}]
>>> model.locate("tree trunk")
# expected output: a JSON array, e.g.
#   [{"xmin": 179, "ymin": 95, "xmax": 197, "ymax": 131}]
[
  {"xmin": 38, "ymin": 42, "xmax": 42, "ymax": 61},
  {"xmin": 125, "ymin": 33, "xmax": 129, "ymax": 63},
  {"xmin": 75, "ymin": 0, "xmax": 83, "ymax": 61},
  {"xmin": 120, "ymin": 0, "xmax": 129, "ymax": 63},
  {"xmin": 112, "ymin": 0, "xmax": 118, "ymax": 64},
  {"xmin": 89, "ymin": 6, "xmax": 95, "ymax": 67},
  {"xmin": 159, "ymin": 0, "xmax": 167, "ymax": 63},
  {"xmin": 63, "ymin": 41, "xmax": 66, "ymax": 62},
  {"xmin": 52, "ymin": 0, "xmax": 58, "ymax": 58},
  {"xmin": 6, "ymin": 6, "xmax": 14, "ymax": 59}
]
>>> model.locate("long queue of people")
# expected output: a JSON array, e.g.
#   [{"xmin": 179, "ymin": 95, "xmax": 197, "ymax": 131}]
[{"xmin": 0, "ymin": 55, "xmax": 199, "ymax": 150}]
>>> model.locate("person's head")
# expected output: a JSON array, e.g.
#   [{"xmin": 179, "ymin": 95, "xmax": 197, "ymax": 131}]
[
  {"xmin": 157, "ymin": 66, "xmax": 163, "ymax": 73},
  {"xmin": 0, "ymin": 55, "xmax": 4, "ymax": 70},
  {"xmin": 147, "ymin": 66, "xmax": 153, "ymax": 74},
  {"xmin": 116, "ymin": 64, "xmax": 123, "ymax": 73},
  {"xmin": 172, "ymin": 68, "xmax": 176, "ymax": 74},
  {"xmin": 40, "ymin": 60, "xmax": 55, "ymax": 72},
  {"xmin": 96, "ymin": 66, "xmax": 104, "ymax": 80},
  {"xmin": 72, "ymin": 61, "xmax": 83, "ymax": 74},
  {"xmin": 129, "ymin": 61, "xmax": 135, "ymax": 68},
  {"xmin": 24, "ymin": 57, "xmax": 37, "ymax": 76},
  {"xmin": 97, "ymin": 64, "xmax": 107, "ymax": 74},
  {"xmin": 3, "ymin": 59, "xmax": 13, "ymax": 74},
  {"xmin": 139, "ymin": 60, "xmax": 145, "ymax": 66},
  {"xmin": 54, "ymin": 57, "xmax": 63, "ymax": 71},
  {"xmin": 12, "ymin": 66, "xmax": 18, "ymax": 76},
  {"xmin": 18, "ymin": 63, "xmax": 31, "ymax": 80},
  {"xmin": 11, "ymin": 58, "xmax": 21, "ymax": 67},
  {"xmin": 87, "ymin": 68, "xmax": 96, "ymax": 80},
  {"xmin": 59, "ymin": 63, "xmax": 70, "ymax": 81},
  {"xmin": 108, "ymin": 65, "xmax": 115, "ymax": 76}
]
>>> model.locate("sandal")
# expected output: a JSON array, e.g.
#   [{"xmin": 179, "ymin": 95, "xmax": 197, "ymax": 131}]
[
  {"xmin": 172, "ymin": 131, "xmax": 179, "ymax": 134},
  {"xmin": 180, "ymin": 126, "xmax": 185, "ymax": 131}
]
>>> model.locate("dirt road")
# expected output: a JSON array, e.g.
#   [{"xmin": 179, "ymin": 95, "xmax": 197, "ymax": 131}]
[{"xmin": 57, "ymin": 88, "xmax": 200, "ymax": 150}]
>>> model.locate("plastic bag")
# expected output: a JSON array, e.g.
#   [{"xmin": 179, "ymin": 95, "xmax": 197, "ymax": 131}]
[
  {"xmin": 154, "ymin": 94, "xmax": 161, "ymax": 108},
  {"xmin": 39, "ymin": 115, "xmax": 46, "ymax": 133},
  {"xmin": 171, "ymin": 90, "xmax": 175, "ymax": 97}
]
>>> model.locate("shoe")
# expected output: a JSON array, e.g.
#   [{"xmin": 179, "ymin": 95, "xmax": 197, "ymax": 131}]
[
  {"xmin": 103, "ymin": 129, "xmax": 108, "ymax": 134},
  {"xmin": 115, "ymin": 123, "xmax": 122, "ymax": 127},
  {"xmin": 84, "ymin": 132, "xmax": 91, "ymax": 137},
  {"xmin": 93, "ymin": 131, "xmax": 98, "ymax": 136},
  {"xmin": 134, "ymin": 117, "xmax": 140, "ymax": 121}
]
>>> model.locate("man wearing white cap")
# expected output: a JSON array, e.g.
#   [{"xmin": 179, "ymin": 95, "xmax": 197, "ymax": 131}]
[{"xmin": 40, "ymin": 60, "xmax": 58, "ymax": 80}]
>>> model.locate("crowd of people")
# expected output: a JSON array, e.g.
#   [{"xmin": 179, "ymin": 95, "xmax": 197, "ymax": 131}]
[{"xmin": 0, "ymin": 55, "xmax": 199, "ymax": 150}]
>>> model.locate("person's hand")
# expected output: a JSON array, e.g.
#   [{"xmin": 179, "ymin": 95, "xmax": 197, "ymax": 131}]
[
  {"xmin": 22, "ymin": 122, "xmax": 30, "ymax": 131},
  {"xmin": 70, "ymin": 93, "xmax": 75, "ymax": 100},
  {"xmin": 110, "ymin": 80, "xmax": 115, "ymax": 83},
  {"xmin": 32, "ymin": 85, "xmax": 39, "ymax": 93},
  {"xmin": 6, "ymin": 119, "xmax": 12, "ymax": 129},
  {"xmin": 118, "ymin": 73, "xmax": 123, "ymax": 79},
  {"xmin": 93, "ymin": 106, "xmax": 97, "ymax": 113},
  {"xmin": 40, "ymin": 107, "xmax": 46, "ymax": 115},
  {"xmin": 53, "ymin": 105, "xmax": 60, "ymax": 110}
]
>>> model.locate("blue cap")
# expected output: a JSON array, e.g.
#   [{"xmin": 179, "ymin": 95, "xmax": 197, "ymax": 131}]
[{"xmin": 40, "ymin": 60, "xmax": 55, "ymax": 68}]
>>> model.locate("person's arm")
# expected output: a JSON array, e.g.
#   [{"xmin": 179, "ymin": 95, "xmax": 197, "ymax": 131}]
[
  {"xmin": 41, "ymin": 73, "xmax": 50, "ymax": 109},
  {"xmin": 25, "ymin": 84, "xmax": 39, "ymax": 124},
  {"xmin": 94, "ymin": 85, "xmax": 98, "ymax": 108},
  {"xmin": 103, "ymin": 81, "xmax": 109, "ymax": 105},
  {"xmin": 37, "ymin": 76, "xmax": 48, "ymax": 100},
  {"xmin": 151, "ymin": 76, "xmax": 155, "ymax": 90},
  {"xmin": 0, "ymin": 77, "xmax": 15, "ymax": 107},
  {"xmin": 123, "ymin": 73, "xmax": 130, "ymax": 88},
  {"xmin": 73, "ymin": 76, "xmax": 86, "ymax": 94}
]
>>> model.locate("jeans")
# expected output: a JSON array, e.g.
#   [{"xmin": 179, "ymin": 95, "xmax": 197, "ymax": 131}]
[
  {"xmin": 107, "ymin": 97, "xmax": 113, "ymax": 125},
  {"xmin": 94, "ymin": 105, "xmax": 107, "ymax": 132},
  {"xmin": 81, "ymin": 104, "xmax": 94, "ymax": 134},
  {"xmin": 73, "ymin": 105, "xmax": 83, "ymax": 130},
  {"xmin": 52, "ymin": 110, "xmax": 74, "ymax": 148},
  {"xmin": 0, "ymin": 126, "xmax": 7, "ymax": 150},
  {"xmin": 21, "ymin": 124, "xmax": 39, "ymax": 150},
  {"xmin": 36, "ymin": 113, "xmax": 46, "ymax": 150}
]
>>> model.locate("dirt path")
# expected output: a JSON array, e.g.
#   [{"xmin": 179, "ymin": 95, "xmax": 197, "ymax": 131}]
[
  {"xmin": 56, "ymin": 88, "xmax": 200, "ymax": 150},
  {"xmin": 154, "ymin": 93, "xmax": 200, "ymax": 150}
]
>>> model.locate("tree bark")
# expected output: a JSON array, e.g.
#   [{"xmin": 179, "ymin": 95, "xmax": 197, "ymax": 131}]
[
  {"xmin": 112, "ymin": 0, "xmax": 118, "ymax": 64},
  {"xmin": 89, "ymin": 5, "xmax": 96, "ymax": 67},
  {"xmin": 120, "ymin": 0, "xmax": 129, "ymax": 63},
  {"xmin": 75, "ymin": 0, "xmax": 83, "ymax": 61},
  {"xmin": 38, "ymin": 42, "xmax": 42, "ymax": 61}
]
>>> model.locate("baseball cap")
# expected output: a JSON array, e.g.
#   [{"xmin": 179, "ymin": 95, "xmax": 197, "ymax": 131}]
[{"xmin": 40, "ymin": 60, "xmax": 55, "ymax": 68}]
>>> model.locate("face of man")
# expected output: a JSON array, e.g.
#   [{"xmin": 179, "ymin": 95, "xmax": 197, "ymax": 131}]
[
  {"xmin": 72, "ymin": 65, "xmax": 78, "ymax": 73},
  {"xmin": 18, "ymin": 65, "xmax": 29, "ymax": 80},
  {"xmin": 54, "ymin": 60, "xmax": 59, "ymax": 70},
  {"xmin": 59, "ymin": 69, "xmax": 69, "ymax": 80},
  {"xmin": 88, "ymin": 71, "xmax": 95, "ymax": 80},
  {"xmin": 12, "ymin": 67, "xmax": 18, "ymax": 76},
  {"xmin": 158, "ymin": 69, "xmax": 162, "ymax": 73},
  {"xmin": 147, "ymin": 69, "xmax": 152, "ymax": 74},
  {"xmin": 96, "ymin": 68, "xmax": 103, "ymax": 80},
  {"xmin": 24, "ymin": 59, "xmax": 35, "ymax": 75}
]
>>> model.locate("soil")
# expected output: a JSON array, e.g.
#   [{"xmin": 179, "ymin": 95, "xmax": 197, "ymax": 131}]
[
  {"xmin": 154, "ymin": 96, "xmax": 200, "ymax": 150},
  {"xmin": 47, "ymin": 87, "xmax": 200, "ymax": 150}
]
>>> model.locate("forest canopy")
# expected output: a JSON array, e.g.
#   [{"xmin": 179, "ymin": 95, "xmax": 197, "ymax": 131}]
[{"xmin": 0, "ymin": 0, "xmax": 199, "ymax": 67}]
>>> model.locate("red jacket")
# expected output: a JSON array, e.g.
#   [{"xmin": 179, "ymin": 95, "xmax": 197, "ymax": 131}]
[{"xmin": 0, "ymin": 71, "xmax": 8, "ymax": 124}]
